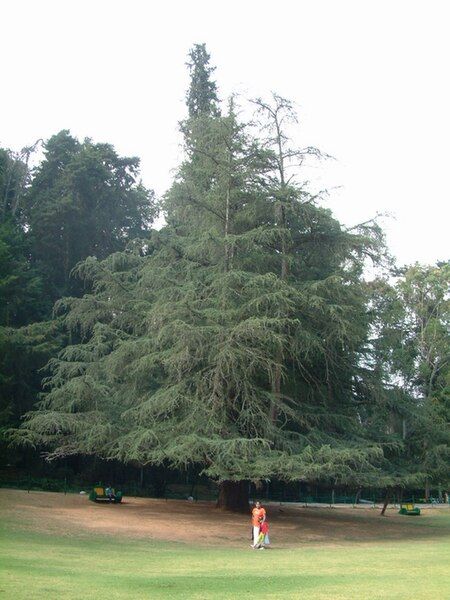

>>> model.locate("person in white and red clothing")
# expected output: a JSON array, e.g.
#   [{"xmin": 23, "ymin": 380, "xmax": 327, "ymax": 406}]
[{"xmin": 254, "ymin": 520, "xmax": 270, "ymax": 549}]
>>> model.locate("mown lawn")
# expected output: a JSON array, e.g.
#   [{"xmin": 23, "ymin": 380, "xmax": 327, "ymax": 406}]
[{"xmin": 1, "ymin": 510, "xmax": 449, "ymax": 599}]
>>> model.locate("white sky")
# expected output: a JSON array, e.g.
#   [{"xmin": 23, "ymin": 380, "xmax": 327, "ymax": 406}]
[{"xmin": 2, "ymin": 0, "xmax": 449, "ymax": 266}]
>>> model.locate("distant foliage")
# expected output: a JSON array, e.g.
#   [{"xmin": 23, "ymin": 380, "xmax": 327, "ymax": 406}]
[
  {"xmin": 1, "ymin": 132, "xmax": 156, "ymax": 467},
  {"xmin": 25, "ymin": 130, "xmax": 157, "ymax": 300}
]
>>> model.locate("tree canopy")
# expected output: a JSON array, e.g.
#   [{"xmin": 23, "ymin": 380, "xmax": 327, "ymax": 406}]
[
  {"xmin": 4, "ymin": 45, "xmax": 449, "ymax": 509},
  {"xmin": 25, "ymin": 131, "xmax": 157, "ymax": 301}
]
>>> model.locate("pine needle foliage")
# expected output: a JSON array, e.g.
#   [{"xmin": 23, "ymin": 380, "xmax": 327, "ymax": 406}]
[{"xmin": 15, "ymin": 46, "xmax": 389, "ymax": 491}]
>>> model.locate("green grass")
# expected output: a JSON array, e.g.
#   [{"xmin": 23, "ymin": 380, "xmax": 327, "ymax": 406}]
[{"xmin": 1, "ymin": 513, "xmax": 450, "ymax": 599}]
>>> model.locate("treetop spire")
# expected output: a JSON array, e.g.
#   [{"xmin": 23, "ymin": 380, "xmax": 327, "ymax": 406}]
[{"xmin": 186, "ymin": 43, "xmax": 220, "ymax": 118}]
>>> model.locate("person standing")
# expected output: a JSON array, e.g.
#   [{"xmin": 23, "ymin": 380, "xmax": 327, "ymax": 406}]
[
  {"xmin": 105, "ymin": 485, "xmax": 115, "ymax": 502},
  {"xmin": 251, "ymin": 500, "xmax": 266, "ymax": 548}
]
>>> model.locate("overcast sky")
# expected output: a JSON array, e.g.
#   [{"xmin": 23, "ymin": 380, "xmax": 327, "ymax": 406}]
[{"xmin": 2, "ymin": 0, "xmax": 449, "ymax": 266}]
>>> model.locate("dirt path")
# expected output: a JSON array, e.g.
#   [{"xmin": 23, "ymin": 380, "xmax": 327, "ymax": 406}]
[{"xmin": 1, "ymin": 489, "xmax": 447, "ymax": 547}]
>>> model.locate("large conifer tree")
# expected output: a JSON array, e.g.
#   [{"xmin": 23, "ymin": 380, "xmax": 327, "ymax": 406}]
[{"xmin": 16, "ymin": 46, "xmax": 387, "ymax": 510}]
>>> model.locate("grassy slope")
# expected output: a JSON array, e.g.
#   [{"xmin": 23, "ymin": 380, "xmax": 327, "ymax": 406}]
[{"xmin": 1, "ymin": 512, "xmax": 449, "ymax": 599}]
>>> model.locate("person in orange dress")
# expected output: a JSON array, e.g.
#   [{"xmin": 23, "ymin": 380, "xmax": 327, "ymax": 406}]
[{"xmin": 251, "ymin": 500, "xmax": 266, "ymax": 548}]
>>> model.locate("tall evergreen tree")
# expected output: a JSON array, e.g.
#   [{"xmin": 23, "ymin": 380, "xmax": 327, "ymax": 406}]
[{"xmin": 14, "ymin": 46, "xmax": 390, "ymax": 510}]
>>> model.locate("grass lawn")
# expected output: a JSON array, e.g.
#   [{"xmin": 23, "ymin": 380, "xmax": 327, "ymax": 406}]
[{"xmin": 1, "ymin": 501, "xmax": 449, "ymax": 599}]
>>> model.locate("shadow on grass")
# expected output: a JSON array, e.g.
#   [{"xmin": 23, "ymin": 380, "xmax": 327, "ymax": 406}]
[{"xmin": 266, "ymin": 505, "xmax": 450, "ymax": 545}]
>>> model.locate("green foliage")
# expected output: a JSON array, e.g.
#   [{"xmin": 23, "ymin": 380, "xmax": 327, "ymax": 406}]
[
  {"xmin": 0, "ymin": 133, "xmax": 155, "ymax": 472},
  {"xmin": 25, "ymin": 130, "xmax": 157, "ymax": 300},
  {"xmin": 0, "ymin": 147, "xmax": 29, "ymax": 221},
  {"xmin": 365, "ymin": 262, "xmax": 450, "ymax": 489},
  {"xmin": 6, "ymin": 45, "xmax": 446, "ymax": 500},
  {"xmin": 0, "ymin": 320, "xmax": 65, "ymax": 468},
  {"xmin": 186, "ymin": 43, "xmax": 220, "ymax": 118},
  {"xmin": 0, "ymin": 220, "xmax": 48, "ymax": 326},
  {"xmin": 16, "ymin": 53, "xmax": 388, "ymax": 490}
]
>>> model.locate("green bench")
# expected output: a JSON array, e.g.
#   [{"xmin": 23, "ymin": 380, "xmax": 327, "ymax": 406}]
[
  {"xmin": 398, "ymin": 502, "xmax": 420, "ymax": 516},
  {"xmin": 89, "ymin": 486, "xmax": 123, "ymax": 504}
]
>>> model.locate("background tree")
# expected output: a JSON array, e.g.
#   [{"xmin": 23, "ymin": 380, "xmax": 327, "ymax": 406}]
[
  {"xmin": 364, "ymin": 262, "xmax": 450, "ymax": 509},
  {"xmin": 25, "ymin": 130, "xmax": 157, "ymax": 301},
  {"xmin": 1, "ymin": 134, "xmax": 156, "ymax": 476},
  {"xmin": 1, "ymin": 143, "xmax": 40, "ymax": 222},
  {"xmin": 0, "ymin": 220, "xmax": 48, "ymax": 326},
  {"xmin": 0, "ymin": 321, "xmax": 64, "ymax": 465},
  {"xmin": 0, "ymin": 145, "xmax": 59, "ymax": 466}
]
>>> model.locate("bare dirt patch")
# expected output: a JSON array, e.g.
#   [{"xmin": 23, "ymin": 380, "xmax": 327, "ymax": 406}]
[{"xmin": 1, "ymin": 489, "xmax": 448, "ymax": 548}]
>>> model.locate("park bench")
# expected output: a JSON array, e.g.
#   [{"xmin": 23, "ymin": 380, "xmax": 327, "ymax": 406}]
[
  {"xmin": 89, "ymin": 486, "xmax": 123, "ymax": 504},
  {"xmin": 398, "ymin": 502, "xmax": 420, "ymax": 516}
]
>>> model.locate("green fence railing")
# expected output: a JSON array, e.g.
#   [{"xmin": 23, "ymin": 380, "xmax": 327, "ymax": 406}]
[{"xmin": 1, "ymin": 476, "xmax": 448, "ymax": 505}]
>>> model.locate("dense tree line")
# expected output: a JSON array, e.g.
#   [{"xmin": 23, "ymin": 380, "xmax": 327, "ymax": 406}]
[
  {"xmin": 0, "ymin": 135, "xmax": 156, "ymax": 465},
  {"xmin": 2, "ymin": 45, "xmax": 449, "ymax": 509}
]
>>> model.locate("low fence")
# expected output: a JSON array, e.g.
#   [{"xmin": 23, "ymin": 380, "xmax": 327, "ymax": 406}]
[{"xmin": 0, "ymin": 475, "xmax": 447, "ymax": 505}]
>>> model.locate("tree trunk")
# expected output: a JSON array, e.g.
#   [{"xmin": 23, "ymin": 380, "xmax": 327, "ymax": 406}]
[
  {"xmin": 354, "ymin": 487, "xmax": 362, "ymax": 506},
  {"xmin": 425, "ymin": 479, "xmax": 430, "ymax": 503},
  {"xmin": 216, "ymin": 480, "xmax": 249, "ymax": 512},
  {"xmin": 380, "ymin": 489, "xmax": 391, "ymax": 516},
  {"xmin": 224, "ymin": 184, "xmax": 230, "ymax": 271},
  {"xmin": 270, "ymin": 363, "xmax": 281, "ymax": 422}
]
